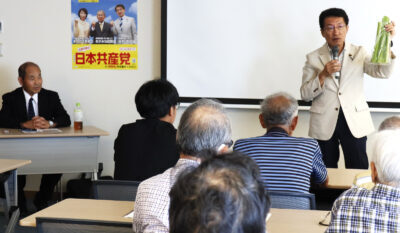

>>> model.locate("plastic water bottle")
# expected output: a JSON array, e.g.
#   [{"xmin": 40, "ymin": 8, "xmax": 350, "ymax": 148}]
[{"xmin": 74, "ymin": 102, "xmax": 83, "ymax": 130}]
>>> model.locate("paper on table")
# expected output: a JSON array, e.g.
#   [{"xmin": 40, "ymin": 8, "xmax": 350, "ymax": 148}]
[
  {"xmin": 21, "ymin": 128, "xmax": 62, "ymax": 134},
  {"xmin": 37, "ymin": 128, "xmax": 62, "ymax": 133},
  {"xmin": 124, "ymin": 210, "xmax": 134, "ymax": 218}
]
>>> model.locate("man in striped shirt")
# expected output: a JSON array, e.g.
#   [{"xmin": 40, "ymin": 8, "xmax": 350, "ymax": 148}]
[{"xmin": 234, "ymin": 92, "xmax": 328, "ymax": 193}]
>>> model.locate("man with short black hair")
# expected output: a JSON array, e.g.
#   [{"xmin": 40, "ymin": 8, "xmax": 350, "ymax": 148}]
[
  {"xmin": 0, "ymin": 61, "xmax": 71, "ymax": 212},
  {"xmin": 169, "ymin": 151, "xmax": 270, "ymax": 233},
  {"xmin": 114, "ymin": 79, "xmax": 179, "ymax": 181},
  {"xmin": 132, "ymin": 99, "xmax": 232, "ymax": 233},
  {"xmin": 301, "ymin": 8, "xmax": 396, "ymax": 169},
  {"xmin": 234, "ymin": 92, "xmax": 328, "ymax": 193}
]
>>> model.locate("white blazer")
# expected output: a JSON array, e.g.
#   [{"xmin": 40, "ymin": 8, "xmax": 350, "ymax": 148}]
[{"xmin": 300, "ymin": 43, "xmax": 395, "ymax": 140}]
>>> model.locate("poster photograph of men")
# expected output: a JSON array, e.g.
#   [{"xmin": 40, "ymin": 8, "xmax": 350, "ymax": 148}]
[
  {"xmin": 71, "ymin": 0, "xmax": 137, "ymax": 45},
  {"xmin": 71, "ymin": 0, "xmax": 138, "ymax": 70}
]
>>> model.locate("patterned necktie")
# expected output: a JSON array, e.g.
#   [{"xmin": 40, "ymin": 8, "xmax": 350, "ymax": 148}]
[
  {"xmin": 28, "ymin": 97, "xmax": 35, "ymax": 120},
  {"xmin": 120, "ymin": 17, "xmax": 123, "ymax": 31}
]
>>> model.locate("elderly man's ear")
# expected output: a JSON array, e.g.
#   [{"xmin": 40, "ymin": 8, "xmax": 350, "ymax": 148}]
[
  {"xmin": 290, "ymin": 116, "xmax": 298, "ymax": 133},
  {"xmin": 259, "ymin": 114, "xmax": 266, "ymax": 128},
  {"xmin": 371, "ymin": 162, "xmax": 378, "ymax": 183}
]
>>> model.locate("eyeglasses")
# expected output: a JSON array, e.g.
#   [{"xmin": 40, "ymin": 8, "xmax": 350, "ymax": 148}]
[
  {"xmin": 324, "ymin": 24, "xmax": 346, "ymax": 32},
  {"xmin": 225, "ymin": 140, "xmax": 234, "ymax": 148}
]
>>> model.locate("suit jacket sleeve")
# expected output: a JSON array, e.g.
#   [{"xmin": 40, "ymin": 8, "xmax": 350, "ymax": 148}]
[
  {"xmin": 0, "ymin": 93, "xmax": 23, "ymax": 128},
  {"xmin": 300, "ymin": 53, "xmax": 325, "ymax": 102},
  {"xmin": 130, "ymin": 18, "xmax": 137, "ymax": 42},
  {"xmin": 48, "ymin": 92, "xmax": 71, "ymax": 127},
  {"xmin": 89, "ymin": 24, "xmax": 96, "ymax": 37},
  {"xmin": 112, "ymin": 20, "xmax": 118, "ymax": 36}
]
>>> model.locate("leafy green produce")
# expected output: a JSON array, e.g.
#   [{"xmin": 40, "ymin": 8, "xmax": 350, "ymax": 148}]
[{"xmin": 371, "ymin": 16, "xmax": 391, "ymax": 63}]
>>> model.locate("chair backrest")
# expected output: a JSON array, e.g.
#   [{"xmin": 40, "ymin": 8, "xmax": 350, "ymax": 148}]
[
  {"xmin": 92, "ymin": 180, "xmax": 140, "ymax": 201},
  {"xmin": 36, "ymin": 217, "xmax": 132, "ymax": 233},
  {"xmin": 268, "ymin": 191, "xmax": 316, "ymax": 210}
]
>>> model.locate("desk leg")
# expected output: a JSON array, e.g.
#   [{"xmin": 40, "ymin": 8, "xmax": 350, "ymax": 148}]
[
  {"xmin": 2, "ymin": 169, "xmax": 17, "ymax": 222},
  {"xmin": 9, "ymin": 170, "xmax": 17, "ymax": 207}
]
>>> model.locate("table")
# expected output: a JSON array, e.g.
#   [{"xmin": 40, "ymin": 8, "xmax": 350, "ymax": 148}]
[
  {"xmin": 20, "ymin": 199, "xmax": 327, "ymax": 232},
  {"xmin": 20, "ymin": 198, "xmax": 134, "ymax": 227},
  {"xmin": 0, "ymin": 126, "xmax": 108, "ymax": 176},
  {"xmin": 268, "ymin": 208, "xmax": 328, "ymax": 233},
  {"xmin": 326, "ymin": 168, "xmax": 369, "ymax": 189},
  {"xmin": 0, "ymin": 159, "xmax": 31, "ymax": 206},
  {"xmin": 0, "ymin": 159, "xmax": 31, "ymax": 231}
]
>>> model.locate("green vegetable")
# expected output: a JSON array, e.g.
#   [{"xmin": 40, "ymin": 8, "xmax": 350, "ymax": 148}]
[{"xmin": 371, "ymin": 16, "xmax": 391, "ymax": 63}]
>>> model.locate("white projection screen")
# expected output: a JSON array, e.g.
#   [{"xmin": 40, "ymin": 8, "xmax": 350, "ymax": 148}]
[{"xmin": 162, "ymin": 0, "xmax": 400, "ymax": 107}]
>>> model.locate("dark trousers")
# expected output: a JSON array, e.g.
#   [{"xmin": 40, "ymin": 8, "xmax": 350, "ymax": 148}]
[
  {"xmin": 18, "ymin": 174, "xmax": 62, "ymax": 212},
  {"xmin": 317, "ymin": 108, "xmax": 369, "ymax": 169}
]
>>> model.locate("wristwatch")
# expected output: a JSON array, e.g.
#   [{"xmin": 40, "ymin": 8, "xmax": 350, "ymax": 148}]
[{"xmin": 49, "ymin": 120, "xmax": 54, "ymax": 127}]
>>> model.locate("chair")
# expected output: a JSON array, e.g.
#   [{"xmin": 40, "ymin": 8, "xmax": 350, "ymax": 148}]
[
  {"xmin": 268, "ymin": 191, "xmax": 316, "ymax": 210},
  {"xmin": 92, "ymin": 180, "xmax": 140, "ymax": 201},
  {"xmin": 36, "ymin": 217, "xmax": 132, "ymax": 233}
]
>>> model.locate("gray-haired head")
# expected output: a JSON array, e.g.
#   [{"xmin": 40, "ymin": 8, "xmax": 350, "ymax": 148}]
[
  {"xmin": 260, "ymin": 92, "xmax": 298, "ymax": 127},
  {"xmin": 371, "ymin": 129, "xmax": 400, "ymax": 188},
  {"xmin": 378, "ymin": 116, "xmax": 400, "ymax": 131},
  {"xmin": 177, "ymin": 99, "xmax": 232, "ymax": 159}
]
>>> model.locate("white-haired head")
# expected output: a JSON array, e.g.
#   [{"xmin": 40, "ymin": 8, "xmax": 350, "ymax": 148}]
[{"xmin": 371, "ymin": 129, "xmax": 400, "ymax": 187}]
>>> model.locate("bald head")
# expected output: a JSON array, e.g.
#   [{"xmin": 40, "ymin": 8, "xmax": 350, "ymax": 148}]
[
  {"xmin": 260, "ymin": 92, "xmax": 298, "ymax": 128},
  {"xmin": 177, "ymin": 99, "xmax": 232, "ymax": 159},
  {"xmin": 379, "ymin": 116, "xmax": 400, "ymax": 131}
]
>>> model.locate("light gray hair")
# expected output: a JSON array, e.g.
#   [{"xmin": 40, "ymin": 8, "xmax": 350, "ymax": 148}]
[
  {"xmin": 378, "ymin": 116, "xmax": 400, "ymax": 131},
  {"xmin": 371, "ymin": 129, "xmax": 400, "ymax": 187},
  {"xmin": 97, "ymin": 10, "xmax": 106, "ymax": 16},
  {"xmin": 177, "ymin": 99, "xmax": 232, "ymax": 159},
  {"xmin": 260, "ymin": 92, "xmax": 298, "ymax": 126}
]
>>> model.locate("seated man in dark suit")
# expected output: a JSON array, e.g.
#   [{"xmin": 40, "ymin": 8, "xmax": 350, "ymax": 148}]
[
  {"xmin": 113, "ymin": 80, "xmax": 180, "ymax": 181},
  {"xmin": 90, "ymin": 10, "xmax": 114, "ymax": 44},
  {"xmin": 0, "ymin": 61, "xmax": 71, "ymax": 212}
]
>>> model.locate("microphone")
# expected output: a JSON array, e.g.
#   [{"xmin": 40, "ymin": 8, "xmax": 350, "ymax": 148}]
[{"xmin": 331, "ymin": 45, "xmax": 340, "ymax": 80}]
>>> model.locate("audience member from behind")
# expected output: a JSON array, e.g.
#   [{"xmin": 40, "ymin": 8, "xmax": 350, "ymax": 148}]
[
  {"xmin": 0, "ymin": 62, "xmax": 71, "ymax": 213},
  {"xmin": 353, "ymin": 115, "xmax": 400, "ymax": 190},
  {"xmin": 169, "ymin": 151, "xmax": 270, "ymax": 233},
  {"xmin": 327, "ymin": 129, "xmax": 400, "ymax": 232},
  {"xmin": 133, "ymin": 99, "xmax": 232, "ymax": 233},
  {"xmin": 114, "ymin": 80, "xmax": 179, "ymax": 181},
  {"xmin": 234, "ymin": 92, "xmax": 328, "ymax": 193},
  {"xmin": 379, "ymin": 115, "xmax": 400, "ymax": 131}
]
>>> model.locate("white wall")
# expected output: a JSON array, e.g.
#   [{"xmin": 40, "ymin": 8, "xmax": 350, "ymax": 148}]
[
  {"xmin": 0, "ymin": 0, "xmax": 398, "ymax": 190},
  {"xmin": 0, "ymin": 0, "xmax": 161, "ymax": 190}
]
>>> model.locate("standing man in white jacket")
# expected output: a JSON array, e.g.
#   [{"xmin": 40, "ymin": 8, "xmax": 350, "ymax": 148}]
[{"xmin": 300, "ymin": 8, "xmax": 396, "ymax": 169}]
